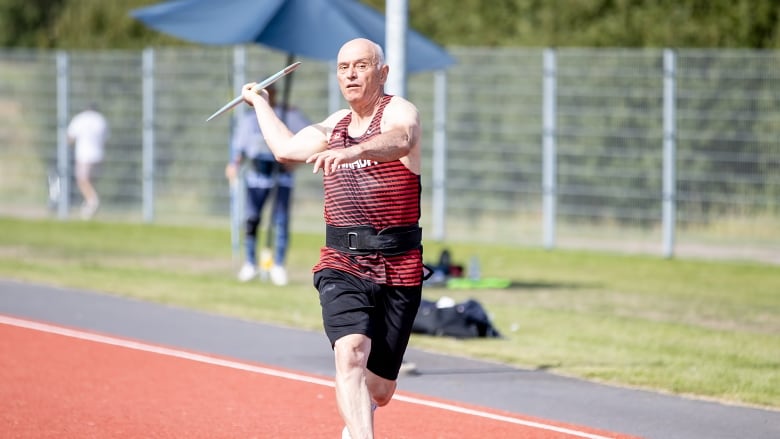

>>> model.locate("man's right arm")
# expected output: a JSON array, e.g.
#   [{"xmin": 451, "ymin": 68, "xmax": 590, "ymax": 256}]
[{"xmin": 242, "ymin": 84, "xmax": 338, "ymax": 164}]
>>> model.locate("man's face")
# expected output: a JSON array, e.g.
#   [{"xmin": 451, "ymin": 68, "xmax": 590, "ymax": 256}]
[{"xmin": 336, "ymin": 41, "xmax": 387, "ymax": 104}]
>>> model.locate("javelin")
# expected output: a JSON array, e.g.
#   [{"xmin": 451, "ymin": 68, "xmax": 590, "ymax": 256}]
[{"xmin": 206, "ymin": 61, "xmax": 302, "ymax": 122}]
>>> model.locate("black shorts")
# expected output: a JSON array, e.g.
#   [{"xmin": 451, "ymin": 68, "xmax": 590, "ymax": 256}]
[{"xmin": 314, "ymin": 268, "xmax": 422, "ymax": 381}]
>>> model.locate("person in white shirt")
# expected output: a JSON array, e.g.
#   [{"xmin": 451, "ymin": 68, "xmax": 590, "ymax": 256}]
[{"xmin": 67, "ymin": 103, "xmax": 109, "ymax": 220}]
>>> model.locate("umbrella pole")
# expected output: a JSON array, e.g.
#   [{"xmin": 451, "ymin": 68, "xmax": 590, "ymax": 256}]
[
  {"xmin": 281, "ymin": 53, "xmax": 295, "ymax": 124},
  {"xmin": 263, "ymin": 53, "xmax": 297, "ymax": 274}
]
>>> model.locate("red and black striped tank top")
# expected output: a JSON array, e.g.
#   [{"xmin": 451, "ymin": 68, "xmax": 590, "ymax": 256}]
[{"xmin": 312, "ymin": 95, "xmax": 422, "ymax": 286}]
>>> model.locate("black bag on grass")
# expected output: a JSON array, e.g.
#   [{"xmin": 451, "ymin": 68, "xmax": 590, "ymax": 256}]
[{"xmin": 412, "ymin": 298, "xmax": 501, "ymax": 338}]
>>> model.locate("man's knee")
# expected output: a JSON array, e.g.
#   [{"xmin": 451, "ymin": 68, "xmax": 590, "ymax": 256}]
[
  {"xmin": 334, "ymin": 334, "xmax": 370, "ymax": 368},
  {"xmin": 367, "ymin": 372, "xmax": 396, "ymax": 406}
]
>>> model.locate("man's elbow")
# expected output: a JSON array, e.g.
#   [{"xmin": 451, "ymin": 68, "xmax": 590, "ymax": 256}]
[
  {"xmin": 273, "ymin": 149, "xmax": 299, "ymax": 164},
  {"xmin": 398, "ymin": 133, "xmax": 414, "ymax": 154}
]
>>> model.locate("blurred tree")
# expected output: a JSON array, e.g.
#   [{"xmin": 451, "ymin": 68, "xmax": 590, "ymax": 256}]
[
  {"xmin": 1, "ymin": 0, "xmax": 778, "ymax": 49},
  {"xmin": 0, "ymin": 0, "xmax": 66, "ymax": 47},
  {"xmin": 52, "ymin": 0, "xmax": 188, "ymax": 49},
  {"xmin": 367, "ymin": 0, "xmax": 780, "ymax": 48},
  {"xmin": 0, "ymin": 0, "xmax": 187, "ymax": 49}
]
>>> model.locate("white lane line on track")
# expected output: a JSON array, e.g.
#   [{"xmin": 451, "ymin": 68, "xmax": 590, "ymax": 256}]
[{"xmin": 1, "ymin": 314, "xmax": 618, "ymax": 439}]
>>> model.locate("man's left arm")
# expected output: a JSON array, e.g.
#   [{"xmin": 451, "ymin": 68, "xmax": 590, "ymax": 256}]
[{"xmin": 306, "ymin": 97, "xmax": 421, "ymax": 175}]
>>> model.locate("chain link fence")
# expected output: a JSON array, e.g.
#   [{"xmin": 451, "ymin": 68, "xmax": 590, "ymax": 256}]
[{"xmin": 1, "ymin": 46, "xmax": 777, "ymax": 263}]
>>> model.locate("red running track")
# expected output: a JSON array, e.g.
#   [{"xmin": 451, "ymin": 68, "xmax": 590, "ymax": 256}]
[{"xmin": 0, "ymin": 315, "xmax": 641, "ymax": 439}]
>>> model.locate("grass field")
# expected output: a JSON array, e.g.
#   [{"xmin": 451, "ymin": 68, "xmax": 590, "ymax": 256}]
[{"xmin": 1, "ymin": 216, "xmax": 778, "ymax": 410}]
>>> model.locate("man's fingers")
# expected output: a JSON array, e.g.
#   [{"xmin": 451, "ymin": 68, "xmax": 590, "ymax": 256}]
[
  {"xmin": 241, "ymin": 83, "xmax": 257, "ymax": 104},
  {"xmin": 307, "ymin": 152, "xmax": 326, "ymax": 174},
  {"xmin": 308, "ymin": 154, "xmax": 325, "ymax": 174},
  {"xmin": 306, "ymin": 151, "xmax": 344, "ymax": 175}
]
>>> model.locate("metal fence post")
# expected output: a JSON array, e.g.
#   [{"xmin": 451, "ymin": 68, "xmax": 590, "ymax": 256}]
[
  {"xmin": 56, "ymin": 50, "xmax": 70, "ymax": 220},
  {"xmin": 230, "ymin": 45, "xmax": 247, "ymax": 258},
  {"xmin": 385, "ymin": 0, "xmax": 408, "ymax": 98},
  {"xmin": 431, "ymin": 70, "xmax": 448, "ymax": 241},
  {"xmin": 142, "ymin": 48, "xmax": 155, "ymax": 223},
  {"xmin": 542, "ymin": 49, "xmax": 557, "ymax": 249},
  {"xmin": 662, "ymin": 49, "xmax": 677, "ymax": 258},
  {"xmin": 328, "ymin": 61, "xmax": 340, "ymax": 114}
]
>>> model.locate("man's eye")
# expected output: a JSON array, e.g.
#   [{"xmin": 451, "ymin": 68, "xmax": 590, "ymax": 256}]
[{"xmin": 356, "ymin": 63, "xmax": 368, "ymax": 71}]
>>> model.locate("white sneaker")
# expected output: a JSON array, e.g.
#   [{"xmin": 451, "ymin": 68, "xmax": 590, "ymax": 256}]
[
  {"xmin": 269, "ymin": 265, "xmax": 288, "ymax": 286},
  {"xmin": 399, "ymin": 360, "xmax": 418, "ymax": 375},
  {"xmin": 80, "ymin": 199, "xmax": 99, "ymax": 220},
  {"xmin": 237, "ymin": 263, "xmax": 258, "ymax": 282}
]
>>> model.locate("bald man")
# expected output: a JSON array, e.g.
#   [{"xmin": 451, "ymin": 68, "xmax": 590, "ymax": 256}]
[{"xmin": 241, "ymin": 38, "xmax": 423, "ymax": 439}]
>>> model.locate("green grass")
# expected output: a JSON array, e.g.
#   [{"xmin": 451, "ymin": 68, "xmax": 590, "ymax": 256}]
[{"xmin": 1, "ymin": 216, "xmax": 778, "ymax": 409}]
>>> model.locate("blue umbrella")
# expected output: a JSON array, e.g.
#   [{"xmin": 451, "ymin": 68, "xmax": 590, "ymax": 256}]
[
  {"xmin": 132, "ymin": 0, "xmax": 454, "ymax": 259},
  {"xmin": 130, "ymin": 0, "xmax": 455, "ymax": 73}
]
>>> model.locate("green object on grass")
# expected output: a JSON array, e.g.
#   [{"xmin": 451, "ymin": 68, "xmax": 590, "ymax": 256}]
[{"xmin": 446, "ymin": 277, "xmax": 512, "ymax": 289}]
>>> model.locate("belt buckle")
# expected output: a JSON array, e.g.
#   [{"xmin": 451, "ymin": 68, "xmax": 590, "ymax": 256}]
[{"xmin": 347, "ymin": 232, "xmax": 359, "ymax": 250}]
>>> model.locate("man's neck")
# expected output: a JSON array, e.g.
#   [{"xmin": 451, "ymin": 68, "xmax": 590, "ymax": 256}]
[{"xmin": 350, "ymin": 90, "xmax": 384, "ymax": 121}]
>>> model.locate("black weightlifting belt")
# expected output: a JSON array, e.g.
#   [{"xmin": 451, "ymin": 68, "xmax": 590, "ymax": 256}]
[{"xmin": 325, "ymin": 224, "xmax": 422, "ymax": 256}]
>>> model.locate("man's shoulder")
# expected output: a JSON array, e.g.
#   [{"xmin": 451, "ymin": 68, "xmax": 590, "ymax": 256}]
[
  {"xmin": 382, "ymin": 96, "xmax": 419, "ymax": 125},
  {"xmin": 387, "ymin": 95, "xmax": 417, "ymax": 110},
  {"xmin": 324, "ymin": 109, "xmax": 351, "ymax": 125}
]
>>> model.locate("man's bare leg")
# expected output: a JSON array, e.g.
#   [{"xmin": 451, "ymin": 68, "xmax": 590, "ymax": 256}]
[
  {"xmin": 334, "ymin": 334, "xmax": 375, "ymax": 439},
  {"xmin": 76, "ymin": 163, "xmax": 99, "ymax": 205},
  {"xmin": 366, "ymin": 370, "xmax": 396, "ymax": 407}
]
